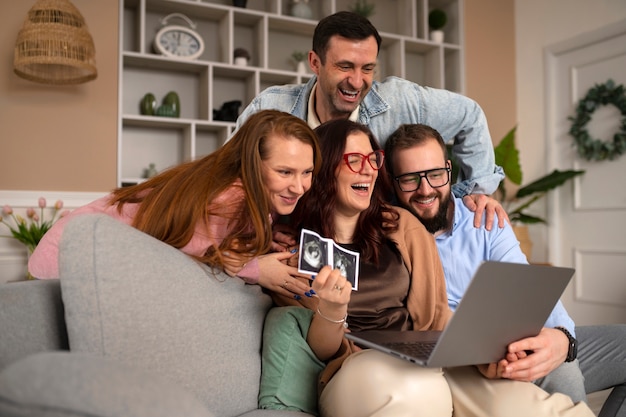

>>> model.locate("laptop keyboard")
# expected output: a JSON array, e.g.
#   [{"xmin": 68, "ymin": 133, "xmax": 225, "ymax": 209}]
[{"xmin": 387, "ymin": 341, "xmax": 437, "ymax": 359}]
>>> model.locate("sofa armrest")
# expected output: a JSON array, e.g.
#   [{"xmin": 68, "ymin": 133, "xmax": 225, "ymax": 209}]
[
  {"xmin": 58, "ymin": 214, "xmax": 274, "ymax": 416},
  {"xmin": 0, "ymin": 279, "xmax": 68, "ymax": 370}
]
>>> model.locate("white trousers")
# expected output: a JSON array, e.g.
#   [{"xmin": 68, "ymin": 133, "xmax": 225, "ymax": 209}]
[{"xmin": 319, "ymin": 350, "xmax": 595, "ymax": 417}]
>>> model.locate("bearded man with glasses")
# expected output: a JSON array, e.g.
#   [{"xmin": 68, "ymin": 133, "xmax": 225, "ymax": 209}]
[
  {"xmin": 384, "ymin": 123, "xmax": 626, "ymax": 417},
  {"xmin": 393, "ymin": 163, "xmax": 452, "ymax": 234}
]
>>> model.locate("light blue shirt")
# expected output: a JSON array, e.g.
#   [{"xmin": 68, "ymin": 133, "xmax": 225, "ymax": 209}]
[
  {"xmin": 436, "ymin": 197, "xmax": 576, "ymax": 335},
  {"xmin": 235, "ymin": 76, "xmax": 505, "ymax": 198}
]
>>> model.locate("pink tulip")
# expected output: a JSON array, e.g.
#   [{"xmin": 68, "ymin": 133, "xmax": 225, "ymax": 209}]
[
  {"xmin": 38, "ymin": 198, "xmax": 47, "ymax": 208},
  {"xmin": 2, "ymin": 205, "xmax": 12, "ymax": 215},
  {"xmin": 26, "ymin": 208, "xmax": 36, "ymax": 218},
  {"xmin": 33, "ymin": 213, "xmax": 40, "ymax": 222},
  {"xmin": 54, "ymin": 200, "xmax": 64, "ymax": 210}
]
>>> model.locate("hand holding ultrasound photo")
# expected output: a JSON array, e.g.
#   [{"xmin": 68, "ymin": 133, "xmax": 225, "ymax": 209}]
[{"xmin": 298, "ymin": 229, "xmax": 359, "ymax": 290}]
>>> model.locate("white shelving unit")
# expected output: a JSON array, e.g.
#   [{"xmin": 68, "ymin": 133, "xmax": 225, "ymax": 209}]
[{"xmin": 118, "ymin": 0, "xmax": 464, "ymax": 186}]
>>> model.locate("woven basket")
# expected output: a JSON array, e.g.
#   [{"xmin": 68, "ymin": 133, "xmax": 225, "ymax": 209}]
[{"xmin": 14, "ymin": 0, "xmax": 97, "ymax": 85}]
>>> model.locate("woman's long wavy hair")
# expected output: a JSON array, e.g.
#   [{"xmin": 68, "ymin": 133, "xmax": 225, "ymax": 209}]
[
  {"xmin": 110, "ymin": 110, "xmax": 321, "ymax": 267},
  {"xmin": 293, "ymin": 119, "xmax": 398, "ymax": 264}
]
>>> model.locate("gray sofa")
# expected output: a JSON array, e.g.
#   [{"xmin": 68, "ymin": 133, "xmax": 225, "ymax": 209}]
[{"xmin": 0, "ymin": 214, "xmax": 313, "ymax": 417}]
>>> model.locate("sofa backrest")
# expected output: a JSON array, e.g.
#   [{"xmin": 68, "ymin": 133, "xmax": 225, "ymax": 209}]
[
  {"xmin": 0, "ymin": 279, "xmax": 69, "ymax": 370},
  {"xmin": 58, "ymin": 214, "xmax": 274, "ymax": 417}
]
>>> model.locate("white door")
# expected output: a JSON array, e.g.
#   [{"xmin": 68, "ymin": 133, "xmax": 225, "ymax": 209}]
[{"xmin": 545, "ymin": 19, "xmax": 626, "ymax": 325}]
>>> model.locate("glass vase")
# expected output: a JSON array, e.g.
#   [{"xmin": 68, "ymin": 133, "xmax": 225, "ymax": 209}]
[
  {"xmin": 291, "ymin": 1, "xmax": 312, "ymax": 19},
  {"xmin": 25, "ymin": 246, "xmax": 35, "ymax": 280}
]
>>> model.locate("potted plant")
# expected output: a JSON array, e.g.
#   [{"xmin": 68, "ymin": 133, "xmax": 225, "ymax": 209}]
[
  {"xmin": 291, "ymin": 50, "xmax": 307, "ymax": 74},
  {"xmin": 1, "ymin": 198, "xmax": 69, "ymax": 280},
  {"xmin": 494, "ymin": 126, "xmax": 585, "ymax": 224},
  {"xmin": 350, "ymin": 0, "xmax": 375, "ymax": 18},
  {"xmin": 428, "ymin": 9, "xmax": 447, "ymax": 43},
  {"xmin": 447, "ymin": 126, "xmax": 585, "ymax": 259},
  {"xmin": 494, "ymin": 126, "xmax": 585, "ymax": 258},
  {"xmin": 233, "ymin": 48, "xmax": 250, "ymax": 66}
]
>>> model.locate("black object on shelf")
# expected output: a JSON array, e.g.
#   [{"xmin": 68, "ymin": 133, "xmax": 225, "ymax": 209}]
[{"xmin": 213, "ymin": 100, "xmax": 242, "ymax": 122}]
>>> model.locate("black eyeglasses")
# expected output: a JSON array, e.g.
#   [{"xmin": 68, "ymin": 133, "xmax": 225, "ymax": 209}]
[
  {"xmin": 394, "ymin": 166, "xmax": 451, "ymax": 192},
  {"xmin": 343, "ymin": 150, "xmax": 385, "ymax": 173}
]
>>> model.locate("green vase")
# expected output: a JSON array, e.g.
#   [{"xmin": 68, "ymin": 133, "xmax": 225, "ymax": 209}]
[
  {"xmin": 140, "ymin": 93, "xmax": 157, "ymax": 115},
  {"xmin": 162, "ymin": 91, "xmax": 180, "ymax": 117}
]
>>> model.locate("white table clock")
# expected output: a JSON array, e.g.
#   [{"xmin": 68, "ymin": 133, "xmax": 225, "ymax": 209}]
[{"xmin": 153, "ymin": 13, "xmax": 204, "ymax": 60}]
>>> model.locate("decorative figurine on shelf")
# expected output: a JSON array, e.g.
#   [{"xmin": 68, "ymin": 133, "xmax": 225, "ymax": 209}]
[
  {"xmin": 213, "ymin": 100, "xmax": 242, "ymax": 122},
  {"xmin": 142, "ymin": 163, "xmax": 158, "ymax": 179},
  {"xmin": 291, "ymin": 50, "xmax": 308, "ymax": 74},
  {"xmin": 156, "ymin": 91, "xmax": 180, "ymax": 118},
  {"xmin": 140, "ymin": 93, "xmax": 157, "ymax": 115},
  {"xmin": 290, "ymin": 0, "xmax": 312, "ymax": 19},
  {"xmin": 140, "ymin": 91, "xmax": 180, "ymax": 118},
  {"xmin": 234, "ymin": 48, "xmax": 250, "ymax": 66}
]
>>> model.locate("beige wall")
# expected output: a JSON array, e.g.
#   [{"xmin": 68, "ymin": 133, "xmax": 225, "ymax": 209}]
[
  {"xmin": 465, "ymin": 0, "xmax": 516, "ymax": 146},
  {"xmin": 0, "ymin": 1, "xmax": 515, "ymax": 193},
  {"xmin": 0, "ymin": 1, "xmax": 119, "ymax": 192}
]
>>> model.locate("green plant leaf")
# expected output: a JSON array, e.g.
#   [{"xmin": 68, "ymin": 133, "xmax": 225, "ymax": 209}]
[
  {"xmin": 511, "ymin": 212, "xmax": 546, "ymax": 224},
  {"xmin": 494, "ymin": 126, "xmax": 522, "ymax": 185},
  {"xmin": 515, "ymin": 169, "xmax": 585, "ymax": 199}
]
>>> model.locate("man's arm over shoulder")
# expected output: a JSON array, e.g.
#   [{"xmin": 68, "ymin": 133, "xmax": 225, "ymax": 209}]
[{"xmin": 416, "ymin": 86, "xmax": 504, "ymax": 196}]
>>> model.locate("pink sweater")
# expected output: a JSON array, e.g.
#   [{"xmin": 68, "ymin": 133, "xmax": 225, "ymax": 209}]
[{"xmin": 28, "ymin": 184, "xmax": 261, "ymax": 283}]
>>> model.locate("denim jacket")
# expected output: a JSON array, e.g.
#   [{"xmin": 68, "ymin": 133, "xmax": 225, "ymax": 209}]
[{"xmin": 236, "ymin": 76, "xmax": 504, "ymax": 197}]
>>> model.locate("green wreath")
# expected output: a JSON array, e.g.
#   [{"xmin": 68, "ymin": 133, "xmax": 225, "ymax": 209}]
[{"xmin": 568, "ymin": 79, "xmax": 626, "ymax": 161}]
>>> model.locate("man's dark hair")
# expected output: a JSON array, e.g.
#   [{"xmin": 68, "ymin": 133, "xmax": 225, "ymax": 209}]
[
  {"xmin": 312, "ymin": 11, "xmax": 382, "ymax": 64},
  {"xmin": 384, "ymin": 124, "xmax": 447, "ymax": 177}
]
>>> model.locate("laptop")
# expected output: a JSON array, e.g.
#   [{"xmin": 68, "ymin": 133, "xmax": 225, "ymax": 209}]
[{"xmin": 344, "ymin": 261, "xmax": 574, "ymax": 368}]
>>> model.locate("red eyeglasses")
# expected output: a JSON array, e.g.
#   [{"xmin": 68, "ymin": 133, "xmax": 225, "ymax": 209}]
[{"xmin": 342, "ymin": 150, "xmax": 385, "ymax": 173}]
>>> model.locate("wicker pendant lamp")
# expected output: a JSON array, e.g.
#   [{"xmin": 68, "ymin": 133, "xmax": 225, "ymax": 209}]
[{"xmin": 14, "ymin": 0, "xmax": 97, "ymax": 85}]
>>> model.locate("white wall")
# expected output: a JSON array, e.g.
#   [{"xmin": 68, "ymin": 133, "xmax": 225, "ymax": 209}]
[{"xmin": 514, "ymin": 0, "xmax": 626, "ymax": 262}]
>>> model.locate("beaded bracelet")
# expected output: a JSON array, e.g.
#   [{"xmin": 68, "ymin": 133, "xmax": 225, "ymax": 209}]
[{"xmin": 316, "ymin": 306, "xmax": 347, "ymax": 324}]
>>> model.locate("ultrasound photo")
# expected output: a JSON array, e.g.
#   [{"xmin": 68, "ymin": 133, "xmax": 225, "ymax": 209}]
[{"xmin": 298, "ymin": 229, "xmax": 360, "ymax": 290}]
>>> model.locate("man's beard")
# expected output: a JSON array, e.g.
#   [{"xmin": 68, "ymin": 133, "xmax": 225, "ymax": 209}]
[{"xmin": 412, "ymin": 193, "xmax": 451, "ymax": 234}]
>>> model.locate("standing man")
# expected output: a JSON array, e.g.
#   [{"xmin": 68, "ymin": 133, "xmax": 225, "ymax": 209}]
[
  {"xmin": 385, "ymin": 123, "xmax": 626, "ymax": 417},
  {"xmin": 234, "ymin": 11, "xmax": 505, "ymax": 223}
]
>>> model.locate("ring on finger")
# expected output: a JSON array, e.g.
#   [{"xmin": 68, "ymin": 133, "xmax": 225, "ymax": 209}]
[
  {"xmin": 333, "ymin": 284, "xmax": 343, "ymax": 291},
  {"xmin": 282, "ymin": 280, "xmax": 288, "ymax": 289}
]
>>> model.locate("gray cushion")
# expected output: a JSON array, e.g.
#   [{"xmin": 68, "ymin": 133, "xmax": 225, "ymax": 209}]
[
  {"xmin": 58, "ymin": 214, "xmax": 273, "ymax": 417},
  {"xmin": 0, "ymin": 279, "xmax": 68, "ymax": 371},
  {"xmin": 0, "ymin": 351, "xmax": 213, "ymax": 417},
  {"xmin": 240, "ymin": 411, "xmax": 315, "ymax": 417}
]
